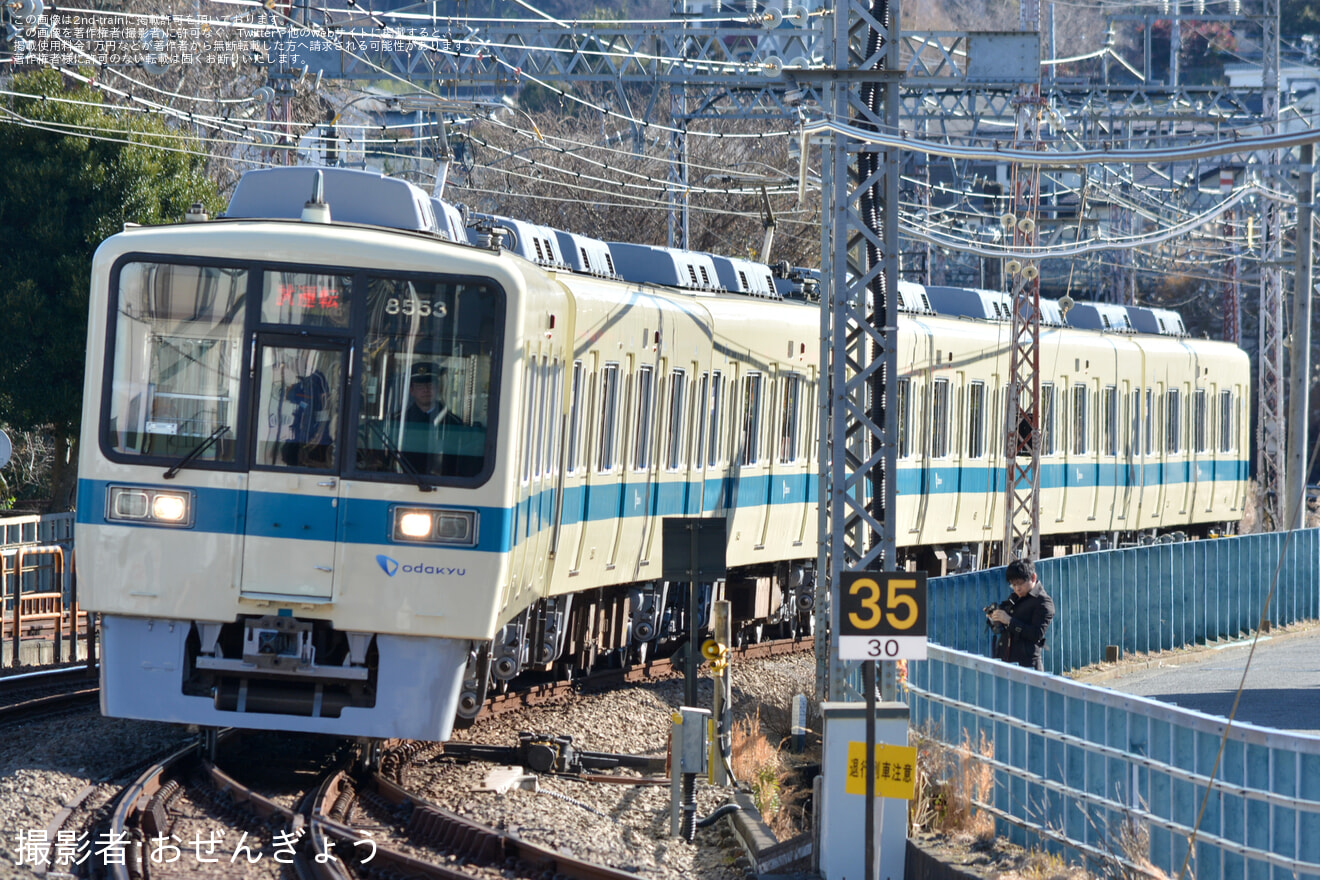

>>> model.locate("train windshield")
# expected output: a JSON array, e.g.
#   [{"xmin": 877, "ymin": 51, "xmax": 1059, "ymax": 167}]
[
  {"xmin": 102, "ymin": 261, "xmax": 501, "ymax": 482},
  {"xmin": 354, "ymin": 276, "xmax": 501, "ymax": 480},
  {"xmin": 105, "ymin": 262, "xmax": 247, "ymax": 462}
]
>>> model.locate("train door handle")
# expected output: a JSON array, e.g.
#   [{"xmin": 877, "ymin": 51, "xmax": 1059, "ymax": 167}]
[
  {"xmin": 318, "ymin": 479, "xmax": 337, "ymax": 488},
  {"xmin": 314, "ymin": 565, "xmax": 333, "ymax": 572}
]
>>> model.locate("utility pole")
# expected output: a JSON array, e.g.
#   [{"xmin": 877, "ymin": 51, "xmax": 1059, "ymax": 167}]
[
  {"xmin": 1286, "ymin": 143, "xmax": 1314, "ymax": 530},
  {"xmin": 1003, "ymin": 0, "xmax": 1044, "ymax": 564},
  {"xmin": 1259, "ymin": 0, "xmax": 1286, "ymax": 530}
]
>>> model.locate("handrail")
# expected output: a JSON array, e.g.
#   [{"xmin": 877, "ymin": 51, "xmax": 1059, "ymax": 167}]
[
  {"xmin": 907, "ymin": 643, "xmax": 1320, "ymax": 879},
  {"xmin": 0, "ymin": 512, "xmax": 83, "ymax": 671}
]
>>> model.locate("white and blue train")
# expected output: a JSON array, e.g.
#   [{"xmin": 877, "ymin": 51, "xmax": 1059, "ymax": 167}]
[{"xmin": 75, "ymin": 167, "xmax": 1250, "ymax": 740}]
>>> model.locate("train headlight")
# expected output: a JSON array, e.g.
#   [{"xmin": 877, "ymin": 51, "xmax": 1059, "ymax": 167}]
[
  {"xmin": 391, "ymin": 507, "xmax": 477, "ymax": 545},
  {"xmin": 398, "ymin": 512, "xmax": 433, "ymax": 538},
  {"xmin": 151, "ymin": 493, "xmax": 188, "ymax": 522},
  {"xmin": 107, "ymin": 486, "xmax": 195, "ymax": 527}
]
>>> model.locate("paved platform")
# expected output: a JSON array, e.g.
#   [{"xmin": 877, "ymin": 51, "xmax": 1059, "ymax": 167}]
[{"xmin": 1072, "ymin": 622, "xmax": 1320, "ymax": 735}]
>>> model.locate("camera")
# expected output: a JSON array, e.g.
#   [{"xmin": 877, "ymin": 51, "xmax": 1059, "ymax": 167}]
[{"xmin": 984, "ymin": 600, "xmax": 1011, "ymax": 633}]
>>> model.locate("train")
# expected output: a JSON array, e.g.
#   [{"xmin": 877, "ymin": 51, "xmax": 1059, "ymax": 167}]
[{"xmin": 74, "ymin": 167, "xmax": 1250, "ymax": 740}]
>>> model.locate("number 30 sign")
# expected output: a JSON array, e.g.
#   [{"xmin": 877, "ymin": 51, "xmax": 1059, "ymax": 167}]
[{"xmin": 836, "ymin": 571, "xmax": 928, "ymax": 661}]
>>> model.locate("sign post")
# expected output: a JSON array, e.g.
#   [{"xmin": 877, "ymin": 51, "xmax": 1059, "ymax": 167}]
[{"xmin": 824, "ymin": 572, "xmax": 926, "ymax": 880}]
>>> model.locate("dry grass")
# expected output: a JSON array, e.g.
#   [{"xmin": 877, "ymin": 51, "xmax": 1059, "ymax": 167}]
[
  {"xmin": 909, "ymin": 726, "xmax": 996, "ymax": 837},
  {"xmin": 729, "ymin": 709, "xmax": 810, "ymax": 840}
]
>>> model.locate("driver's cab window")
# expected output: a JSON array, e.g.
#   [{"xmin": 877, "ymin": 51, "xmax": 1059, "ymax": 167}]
[
  {"xmin": 356, "ymin": 276, "xmax": 502, "ymax": 480},
  {"xmin": 253, "ymin": 345, "xmax": 342, "ymax": 471}
]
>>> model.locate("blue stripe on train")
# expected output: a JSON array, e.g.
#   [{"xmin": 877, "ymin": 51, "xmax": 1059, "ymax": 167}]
[{"xmin": 76, "ymin": 457, "xmax": 1248, "ymax": 551}]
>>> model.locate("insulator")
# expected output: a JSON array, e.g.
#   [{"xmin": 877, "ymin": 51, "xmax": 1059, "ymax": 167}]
[
  {"xmin": 1005, "ymin": 260, "xmax": 1023, "ymax": 275},
  {"xmin": 1022, "ymin": 264, "xmax": 1040, "ymax": 281},
  {"xmin": 1017, "ymin": 217, "xmax": 1036, "ymax": 234},
  {"xmin": 1000, "ymin": 212, "xmax": 1017, "ymax": 229}
]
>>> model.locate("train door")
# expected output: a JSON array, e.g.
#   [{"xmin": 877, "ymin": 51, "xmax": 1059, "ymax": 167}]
[
  {"xmin": 552, "ymin": 359, "xmax": 585, "ymax": 563},
  {"xmin": 912, "ymin": 376, "xmax": 932, "ymax": 535},
  {"xmin": 950, "ymin": 373, "xmax": 970, "ymax": 531},
  {"xmin": 1121, "ymin": 383, "xmax": 1137, "ymax": 522},
  {"xmin": 240, "ymin": 336, "xmax": 349, "ymax": 601},
  {"xmin": 529, "ymin": 355, "xmax": 561, "ymax": 593},
  {"xmin": 1137, "ymin": 386, "xmax": 1153, "ymax": 526},
  {"xmin": 1190, "ymin": 384, "xmax": 1207, "ymax": 515},
  {"xmin": 794, "ymin": 371, "xmax": 814, "ymax": 547},
  {"xmin": 1056, "ymin": 377, "xmax": 1071, "ymax": 524},
  {"xmin": 739, "ymin": 370, "xmax": 769, "ymax": 548},
  {"xmin": 606, "ymin": 356, "xmax": 632, "ymax": 569},
  {"xmin": 765, "ymin": 370, "xmax": 806, "ymax": 549},
  {"xmin": 571, "ymin": 354, "xmax": 601, "ymax": 574},
  {"xmin": 511, "ymin": 350, "xmax": 555, "ymax": 602},
  {"xmin": 632, "ymin": 360, "xmax": 661, "ymax": 567},
  {"xmin": 1153, "ymin": 381, "xmax": 1168, "ymax": 517}
]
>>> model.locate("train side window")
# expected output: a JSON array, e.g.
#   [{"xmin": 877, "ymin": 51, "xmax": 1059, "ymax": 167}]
[
  {"xmin": 667, "ymin": 369, "xmax": 688, "ymax": 470},
  {"xmin": 597, "ymin": 363, "xmax": 620, "ymax": 472},
  {"xmin": 740, "ymin": 373, "xmax": 763, "ymax": 466},
  {"xmin": 708, "ymin": 371, "xmax": 725, "ymax": 466},
  {"xmin": 1194, "ymin": 389, "xmax": 1208, "ymax": 453},
  {"xmin": 1102, "ymin": 386, "xmax": 1118, "ymax": 456},
  {"xmin": 1218, "ymin": 390, "xmax": 1234, "ymax": 452},
  {"xmin": 779, "ymin": 373, "xmax": 802, "ymax": 463},
  {"xmin": 897, "ymin": 378, "xmax": 912, "ymax": 458},
  {"xmin": 1071, "ymin": 384, "xmax": 1088, "ymax": 455},
  {"xmin": 966, "ymin": 381, "xmax": 986, "ymax": 458},
  {"xmin": 1165, "ymin": 388, "xmax": 1181, "ymax": 453},
  {"xmin": 566, "ymin": 361, "xmax": 584, "ymax": 473},
  {"xmin": 695, "ymin": 372, "xmax": 710, "ymax": 469},
  {"xmin": 1039, "ymin": 383, "xmax": 1056, "ymax": 455},
  {"xmin": 930, "ymin": 378, "xmax": 950, "ymax": 458},
  {"xmin": 634, "ymin": 366, "xmax": 655, "ymax": 470}
]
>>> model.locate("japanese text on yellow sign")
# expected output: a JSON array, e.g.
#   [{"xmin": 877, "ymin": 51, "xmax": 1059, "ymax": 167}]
[{"xmin": 844, "ymin": 742, "xmax": 918, "ymax": 799}]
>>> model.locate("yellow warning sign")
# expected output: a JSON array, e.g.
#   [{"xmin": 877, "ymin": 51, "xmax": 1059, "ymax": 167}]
[{"xmin": 844, "ymin": 742, "xmax": 918, "ymax": 799}]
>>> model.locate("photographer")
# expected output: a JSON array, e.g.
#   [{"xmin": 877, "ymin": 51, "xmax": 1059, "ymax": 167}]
[{"xmin": 985, "ymin": 559, "xmax": 1055, "ymax": 671}]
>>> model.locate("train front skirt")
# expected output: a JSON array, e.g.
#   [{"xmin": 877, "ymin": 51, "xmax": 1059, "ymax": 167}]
[{"xmin": 99, "ymin": 615, "xmax": 469, "ymax": 740}]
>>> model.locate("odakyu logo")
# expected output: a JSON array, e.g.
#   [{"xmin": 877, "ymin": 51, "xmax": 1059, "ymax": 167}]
[{"xmin": 375, "ymin": 555, "xmax": 465, "ymax": 577}]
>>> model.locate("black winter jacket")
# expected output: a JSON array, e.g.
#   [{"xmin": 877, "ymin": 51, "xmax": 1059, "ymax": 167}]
[{"xmin": 995, "ymin": 583, "xmax": 1055, "ymax": 670}]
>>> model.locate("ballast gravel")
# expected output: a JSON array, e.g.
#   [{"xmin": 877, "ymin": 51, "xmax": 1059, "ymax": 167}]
[
  {"xmin": 405, "ymin": 651, "xmax": 819, "ymax": 880},
  {"xmin": 0, "ymin": 709, "xmax": 193, "ymax": 878},
  {"xmin": 0, "ymin": 650, "xmax": 818, "ymax": 879}
]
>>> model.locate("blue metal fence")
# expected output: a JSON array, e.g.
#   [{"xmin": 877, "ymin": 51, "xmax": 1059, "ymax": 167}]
[
  {"xmin": 926, "ymin": 531, "xmax": 1320, "ymax": 673},
  {"xmin": 906, "ymin": 530, "xmax": 1320, "ymax": 880}
]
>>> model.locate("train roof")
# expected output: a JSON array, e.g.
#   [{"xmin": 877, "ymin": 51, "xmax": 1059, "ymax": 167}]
[
  {"xmin": 225, "ymin": 167, "xmax": 439, "ymax": 233},
  {"xmin": 218, "ymin": 168, "xmax": 1193, "ymax": 337}
]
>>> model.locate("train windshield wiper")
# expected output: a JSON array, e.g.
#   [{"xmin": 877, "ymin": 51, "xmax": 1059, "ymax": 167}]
[
  {"xmin": 365, "ymin": 421, "xmax": 434, "ymax": 492},
  {"xmin": 163, "ymin": 425, "xmax": 230, "ymax": 480}
]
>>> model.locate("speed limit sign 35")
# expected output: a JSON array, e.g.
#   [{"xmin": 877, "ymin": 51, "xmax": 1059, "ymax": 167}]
[{"xmin": 836, "ymin": 571, "xmax": 928, "ymax": 660}]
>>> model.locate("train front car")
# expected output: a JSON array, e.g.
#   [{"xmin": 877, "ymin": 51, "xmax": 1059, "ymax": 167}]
[{"xmin": 75, "ymin": 169, "xmax": 536, "ymax": 740}]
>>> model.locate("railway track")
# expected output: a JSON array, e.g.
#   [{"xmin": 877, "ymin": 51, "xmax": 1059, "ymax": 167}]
[
  {"xmin": 0, "ymin": 664, "xmax": 99, "ymax": 726},
  {"xmin": 93, "ymin": 734, "xmax": 664, "ymax": 880},
  {"xmin": 6, "ymin": 638, "xmax": 810, "ymax": 877}
]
